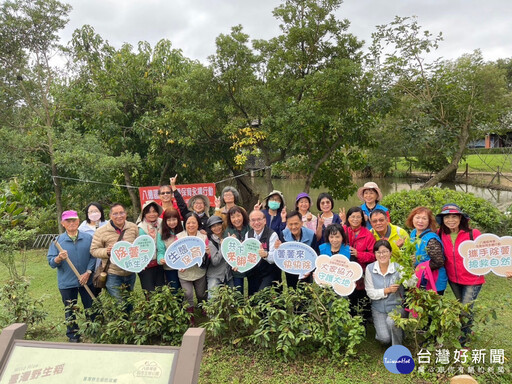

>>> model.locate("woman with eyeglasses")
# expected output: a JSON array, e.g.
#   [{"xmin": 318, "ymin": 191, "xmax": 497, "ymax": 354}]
[
  {"xmin": 158, "ymin": 184, "xmax": 180, "ymax": 218},
  {"xmin": 169, "ymin": 174, "xmax": 210, "ymax": 229},
  {"xmin": 365, "ymin": 240, "xmax": 406, "ymax": 346},
  {"xmin": 214, "ymin": 186, "xmax": 241, "ymax": 229}
]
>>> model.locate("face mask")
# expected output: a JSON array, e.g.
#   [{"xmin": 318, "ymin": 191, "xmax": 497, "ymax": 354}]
[
  {"xmin": 268, "ymin": 201, "xmax": 281, "ymax": 210},
  {"xmin": 89, "ymin": 212, "xmax": 101, "ymax": 222}
]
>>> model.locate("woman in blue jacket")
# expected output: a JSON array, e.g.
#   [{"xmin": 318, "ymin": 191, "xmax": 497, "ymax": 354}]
[{"xmin": 318, "ymin": 223, "xmax": 350, "ymax": 258}]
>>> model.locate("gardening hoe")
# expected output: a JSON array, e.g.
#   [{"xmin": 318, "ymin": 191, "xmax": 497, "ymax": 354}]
[{"xmin": 53, "ymin": 241, "xmax": 96, "ymax": 300}]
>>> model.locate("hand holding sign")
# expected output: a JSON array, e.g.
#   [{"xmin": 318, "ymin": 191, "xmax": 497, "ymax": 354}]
[
  {"xmin": 274, "ymin": 242, "xmax": 317, "ymax": 279},
  {"xmin": 165, "ymin": 237, "xmax": 206, "ymax": 270},
  {"xmin": 221, "ymin": 237, "xmax": 261, "ymax": 273},
  {"xmin": 314, "ymin": 254, "xmax": 363, "ymax": 296},
  {"xmin": 111, "ymin": 235, "xmax": 155, "ymax": 273},
  {"xmin": 458, "ymin": 233, "xmax": 512, "ymax": 277}
]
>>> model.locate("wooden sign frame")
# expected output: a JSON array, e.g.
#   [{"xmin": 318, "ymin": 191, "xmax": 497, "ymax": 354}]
[{"xmin": 0, "ymin": 324, "xmax": 205, "ymax": 384}]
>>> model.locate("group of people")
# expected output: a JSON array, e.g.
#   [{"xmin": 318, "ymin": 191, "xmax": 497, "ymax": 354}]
[{"xmin": 48, "ymin": 180, "xmax": 485, "ymax": 347}]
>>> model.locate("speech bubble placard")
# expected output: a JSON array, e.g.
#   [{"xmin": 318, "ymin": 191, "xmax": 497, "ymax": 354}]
[
  {"xmin": 274, "ymin": 242, "xmax": 317, "ymax": 278},
  {"xmin": 221, "ymin": 237, "xmax": 261, "ymax": 273},
  {"xmin": 165, "ymin": 236, "xmax": 206, "ymax": 270},
  {"xmin": 313, "ymin": 254, "xmax": 363, "ymax": 296},
  {"xmin": 111, "ymin": 235, "xmax": 155, "ymax": 273},
  {"xmin": 458, "ymin": 233, "xmax": 512, "ymax": 277}
]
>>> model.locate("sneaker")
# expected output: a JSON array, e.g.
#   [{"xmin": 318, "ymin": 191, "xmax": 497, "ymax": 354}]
[{"xmin": 68, "ymin": 338, "xmax": 80, "ymax": 343}]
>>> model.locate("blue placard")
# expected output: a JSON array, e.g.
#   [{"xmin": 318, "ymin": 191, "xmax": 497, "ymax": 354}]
[
  {"xmin": 164, "ymin": 236, "xmax": 206, "ymax": 270},
  {"xmin": 274, "ymin": 242, "xmax": 317, "ymax": 279}
]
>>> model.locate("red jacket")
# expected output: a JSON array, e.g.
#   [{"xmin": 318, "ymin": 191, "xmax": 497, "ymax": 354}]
[
  {"xmin": 440, "ymin": 229, "xmax": 485, "ymax": 286},
  {"xmin": 344, "ymin": 225, "xmax": 376, "ymax": 290}
]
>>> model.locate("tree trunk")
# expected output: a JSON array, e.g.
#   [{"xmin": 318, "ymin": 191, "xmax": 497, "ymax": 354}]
[
  {"xmin": 422, "ymin": 124, "xmax": 470, "ymax": 188},
  {"xmin": 264, "ymin": 164, "xmax": 274, "ymax": 193},
  {"xmin": 47, "ymin": 131, "xmax": 63, "ymax": 233},
  {"xmin": 123, "ymin": 166, "xmax": 140, "ymax": 220},
  {"xmin": 51, "ymin": 163, "xmax": 63, "ymax": 234},
  {"xmin": 302, "ymin": 135, "xmax": 345, "ymax": 193},
  {"xmin": 159, "ymin": 160, "xmax": 171, "ymax": 186},
  {"xmin": 235, "ymin": 174, "xmax": 259, "ymax": 212},
  {"xmin": 304, "ymin": 173, "xmax": 313, "ymax": 194}
]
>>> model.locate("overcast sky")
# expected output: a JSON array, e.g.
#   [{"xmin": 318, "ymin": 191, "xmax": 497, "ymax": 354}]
[{"xmin": 60, "ymin": 0, "xmax": 512, "ymax": 64}]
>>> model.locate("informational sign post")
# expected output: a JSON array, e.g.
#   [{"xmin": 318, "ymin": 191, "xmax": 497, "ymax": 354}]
[
  {"xmin": 314, "ymin": 255, "xmax": 363, "ymax": 296},
  {"xmin": 458, "ymin": 233, "xmax": 512, "ymax": 277},
  {"xmin": 110, "ymin": 235, "xmax": 156, "ymax": 273},
  {"xmin": 0, "ymin": 324, "xmax": 205, "ymax": 384}
]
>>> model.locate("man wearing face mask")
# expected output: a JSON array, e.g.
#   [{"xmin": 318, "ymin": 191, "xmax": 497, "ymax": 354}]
[{"xmin": 253, "ymin": 190, "xmax": 287, "ymax": 237}]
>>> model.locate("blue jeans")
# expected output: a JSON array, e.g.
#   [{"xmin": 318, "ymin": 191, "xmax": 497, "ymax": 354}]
[
  {"xmin": 449, "ymin": 282, "xmax": 482, "ymax": 304},
  {"xmin": 233, "ymin": 276, "xmax": 244, "ymax": 295},
  {"xmin": 164, "ymin": 269, "xmax": 181, "ymax": 292},
  {"xmin": 59, "ymin": 285, "xmax": 94, "ymax": 340},
  {"xmin": 449, "ymin": 282, "xmax": 482, "ymax": 342},
  {"xmin": 106, "ymin": 273, "xmax": 136, "ymax": 301}
]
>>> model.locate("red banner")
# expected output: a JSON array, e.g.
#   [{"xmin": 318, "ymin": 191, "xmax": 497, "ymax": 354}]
[{"xmin": 138, "ymin": 183, "xmax": 217, "ymax": 208}]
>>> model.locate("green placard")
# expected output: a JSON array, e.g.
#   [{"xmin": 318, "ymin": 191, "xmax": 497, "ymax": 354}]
[{"xmin": 0, "ymin": 343, "xmax": 177, "ymax": 384}]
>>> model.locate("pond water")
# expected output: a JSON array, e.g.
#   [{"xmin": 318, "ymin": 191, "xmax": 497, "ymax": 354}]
[{"xmin": 243, "ymin": 177, "xmax": 512, "ymax": 213}]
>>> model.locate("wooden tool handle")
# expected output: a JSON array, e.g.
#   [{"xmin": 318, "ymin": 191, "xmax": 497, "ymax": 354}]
[{"xmin": 53, "ymin": 240, "xmax": 96, "ymax": 300}]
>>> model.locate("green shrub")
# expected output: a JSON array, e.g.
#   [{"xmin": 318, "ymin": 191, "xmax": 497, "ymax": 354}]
[
  {"xmin": 382, "ymin": 187, "xmax": 511, "ymax": 235},
  {"xmin": 76, "ymin": 286, "xmax": 191, "ymax": 345},
  {"xmin": 202, "ymin": 283, "xmax": 365, "ymax": 360},
  {"xmin": 0, "ymin": 278, "xmax": 48, "ymax": 338},
  {"xmin": 392, "ymin": 288, "xmax": 469, "ymax": 353}
]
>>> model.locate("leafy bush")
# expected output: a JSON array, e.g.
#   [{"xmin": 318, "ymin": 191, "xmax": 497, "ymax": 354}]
[
  {"xmin": 392, "ymin": 288, "xmax": 469, "ymax": 353},
  {"xmin": 202, "ymin": 283, "xmax": 365, "ymax": 360},
  {"xmin": 0, "ymin": 278, "xmax": 48, "ymax": 338},
  {"xmin": 392, "ymin": 287, "xmax": 495, "ymax": 355},
  {"xmin": 390, "ymin": 235, "xmax": 496, "ymax": 355},
  {"xmin": 382, "ymin": 187, "xmax": 511, "ymax": 235},
  {"xmin": 75, "ymin": 286, "xmax": 190, "ymax": 345}
]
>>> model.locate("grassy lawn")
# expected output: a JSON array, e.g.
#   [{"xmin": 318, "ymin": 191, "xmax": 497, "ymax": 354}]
[
  {"xmin": 393, "ymin": 154, "xmax": 512, "ymax": 174},
  {"xmin": 1, "ymin": 250, "xmax": 512, "ymax": 383}
]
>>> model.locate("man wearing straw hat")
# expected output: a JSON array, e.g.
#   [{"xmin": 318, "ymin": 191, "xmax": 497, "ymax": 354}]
[{"xmin": 47, "ymin": 210, "xmax": 95, "ymax": 342}]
